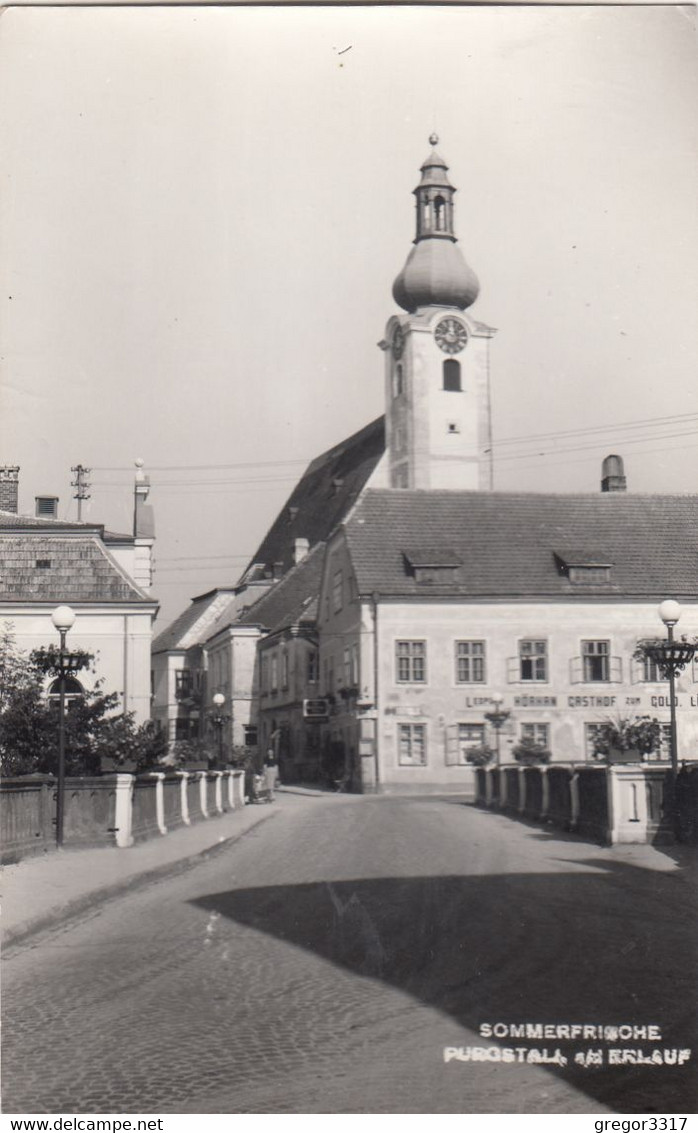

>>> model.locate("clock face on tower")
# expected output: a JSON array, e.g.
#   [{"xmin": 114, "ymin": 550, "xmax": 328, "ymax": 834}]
[
  {"xmin": 392, "ymin": 326, "xmax": 405, "ymax": 360},
  {"xmin": 434, "ymin": 317, "xmax": 468, "ymax": 354}
]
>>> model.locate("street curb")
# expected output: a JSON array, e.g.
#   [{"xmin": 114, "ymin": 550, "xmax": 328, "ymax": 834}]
[{"xmin": 2, "ymin": 808, "xmax": 277, "ymax": 952}]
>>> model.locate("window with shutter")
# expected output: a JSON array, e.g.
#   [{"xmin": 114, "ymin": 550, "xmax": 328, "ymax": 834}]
[
  {"xmin": 582, "ymin": 640, "xmax": 610, "ymax": 681},
  {"xmin": 457, "ymin": 723, "xmax": 486, "ymax": 765},
  {"xmin": 609, "ymin": 656, "xmax": 622, "ymax": 683},
  {"xmin": 445, "ymin": 723, "xmax": 460, "ymax": 766},
  {"xmin": 519, "ymin": 640, "xmax": 547, "ymax": 682},
  {"xmin": 398, "ymin": 723, "xmax": 427, "ymax": 766}
]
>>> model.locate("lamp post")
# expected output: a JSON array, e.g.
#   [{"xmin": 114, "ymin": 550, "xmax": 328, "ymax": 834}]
[
  {"xmin": 484, "ymin": 694, "xmax": 511, "ymax": 766},
  {"xmin": 639, "ymin": 600, "xmax": 698, "ymax": 838},
  {"xmin": 212, "ymin": 693, "xmax": 226, "ymax": 766},
  {"xmin": 51, "ymin": 605, "xmax": 76, "ymax": 848}
]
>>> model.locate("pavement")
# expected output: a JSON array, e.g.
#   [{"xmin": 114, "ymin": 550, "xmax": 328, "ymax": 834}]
[
  {"xmin": 4, "ymin": 792, "xmax": 696, "ymax": 1114},
  {"xmin": 1, "ymin": 786, "xmax": 327, "ymax": 949}
]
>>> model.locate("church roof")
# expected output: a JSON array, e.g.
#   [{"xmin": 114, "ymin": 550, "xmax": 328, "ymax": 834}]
[
  {"xmin": 344, "ymin": 490, "xmax": 698, "ymax": 600},
  {"xmin": 242, "ymin": 416, "xmax": 384, "ymax": 581}
]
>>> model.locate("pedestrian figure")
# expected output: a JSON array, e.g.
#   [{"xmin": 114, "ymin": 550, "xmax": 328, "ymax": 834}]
[{"xmin": 264, "ymin": 746, "xmax": 277, "ymax": 802}]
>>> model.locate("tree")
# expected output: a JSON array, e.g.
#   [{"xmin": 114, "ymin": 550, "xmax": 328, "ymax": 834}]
[{"xmin": 0, "ymin": 626, "xmax": 166, "ymax": 777}]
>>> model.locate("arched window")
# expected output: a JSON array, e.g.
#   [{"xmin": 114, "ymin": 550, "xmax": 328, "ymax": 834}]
[
  {"xmin": 443, "ymin": 359, "xmax": 461, "ymax": 391},
  {"xmin": 434, "ymin": 195, "xmax": 445, "ymax": 231},
  {"xmin": 394, "ymin": 363, "xmax": 404, "ymax": 397},
  {"xmin": 48, "ymin": 676, "xmax": 85, "ymax": 709}
]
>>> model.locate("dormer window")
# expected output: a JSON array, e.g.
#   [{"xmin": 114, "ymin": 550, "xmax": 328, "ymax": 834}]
[
  {"xmin": 403, "ymin": 547, "xmax": 462, "ymax": 586},
  {"xmin": 554, "ymin": 550, "xmax": 613, "ymax": 586}
]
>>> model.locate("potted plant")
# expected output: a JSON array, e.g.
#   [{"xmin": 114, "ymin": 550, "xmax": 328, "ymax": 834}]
[
  {"xmin": 465, "ymin": 743, "xmax": 495, "ymax": 767},
  {"xmin": 596, "ymin": 715, "xmax": 660, "ymax": 763},
  {"xmin": 511, "ymin": 736, "xmax": 551, "ymax": 765}
]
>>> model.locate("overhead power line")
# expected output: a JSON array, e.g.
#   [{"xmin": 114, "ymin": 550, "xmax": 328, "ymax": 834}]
[
  {"xmin": 493, "ymin": 427, "xmax": 698, "ymax": 464},
  {"xmin": 492, "ymin": 410, "xmax": 698, "ymax": 448}
]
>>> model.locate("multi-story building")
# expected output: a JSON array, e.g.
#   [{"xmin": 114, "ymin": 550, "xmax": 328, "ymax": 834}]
[
  {"xmin": 0, "ymin": 465, "xmax": 158, "ymax": 723},
  {"xmin": 318, "ymin": 489, "xmax": 698, "ymax": 794}
]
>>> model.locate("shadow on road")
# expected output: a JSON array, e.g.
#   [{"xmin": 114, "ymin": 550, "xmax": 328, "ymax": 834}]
[{"xmin": 192, "ymin": 855, "xmax": 696, "ymax": 1114}]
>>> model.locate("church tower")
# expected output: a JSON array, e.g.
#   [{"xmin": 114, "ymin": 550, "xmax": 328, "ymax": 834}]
[{"xmin": 381, "ymin": 137, "xmax": 496, "ymax": 490}]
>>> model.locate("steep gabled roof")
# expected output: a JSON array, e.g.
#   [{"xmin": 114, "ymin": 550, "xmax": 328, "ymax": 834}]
[
  {"xmin": 242, "ymin": 417, "xmax": 384, "ymax": 580},
  {"xmin": 233, "ymin": 543, "xmax": 326, "ymax": 636},
  {"xmin": 0, "ymin": 534, "xmax": 153, "ymax": 604},
  {"xmin": 152, "ymin": 588, "xmax": 239, "ymax": 653},
  {"xmin": 344, "ymin": 490, "xmax": 698, "ymax": 600}
]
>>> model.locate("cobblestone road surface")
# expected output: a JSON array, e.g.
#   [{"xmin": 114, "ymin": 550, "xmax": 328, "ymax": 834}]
[{"xmin": 3, "ymin": 794, "xmax": 696, "ymax": 1114}]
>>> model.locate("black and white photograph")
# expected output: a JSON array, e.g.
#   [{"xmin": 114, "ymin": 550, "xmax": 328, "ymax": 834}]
[{"xmin": 1, "ymin": 2, "xmax": 697, "ymax": 1118}]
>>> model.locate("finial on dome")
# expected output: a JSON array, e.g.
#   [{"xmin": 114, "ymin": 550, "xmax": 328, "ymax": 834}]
[
  {"xmin": 429, "ymin": 132, "xmax": 439, "ymax": 147},
  {"xmin": 392, "ymin": 140, "xmax": 480, "ymax": 313}
]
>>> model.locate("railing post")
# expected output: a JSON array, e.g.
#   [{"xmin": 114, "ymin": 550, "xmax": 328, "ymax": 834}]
[
  {"xmin": 199, "ymin": 771, "xmax": 209, "ymax": 818},
  {"xmin": 232, "ymin": 769, "xmax": 245, "ymax": 808},
  {"xmin": 149, "ymin": 771, "xmax": 167, "ymax": 835},
  {"xmin": 569, "ymin": 768, "xmax": 580, "ymax": 831},
  {"xmin": 114, "ymin": 773, "xmax": 135, "ymax": 848},
  {"xmin": 177, "ymin": 770, "xmax": 191, "ymax": 826},
  {"xmin": 540, "ymin": 766, "xmax": 550, "ymax": 821},
  {"xmin": 213, "ymin": 770, "xmax": 224, "ymax": 814}
]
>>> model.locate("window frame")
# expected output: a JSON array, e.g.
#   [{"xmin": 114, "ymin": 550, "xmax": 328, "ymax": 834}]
[
  {"xmin": 455, "ymin": 640, "xmax": 486, "ymax": 685},
  {"xmin": 395, "ymin": 639, "xmax": 427, "ymax": 684},
  {"xmin": 457, "ymin": 722, "xmax": 486, "ymax": 765},
  {"xmin": 398, "ymin": 722, "xmax": 427, "ymax": 767},
  {"xmin": 519, "ymin": 639, "xmax": 548, "ymax": 683},
  {"xmin": 521, "ymin": 722, "xmax": 550, "ymax": 748},
  {"xmin": 582, "ymin": 639, "xmax": 610, "ymax": 683},
  {"xmin": 442, "ymin": 359, "xmax": 462, "ymax": 392}
]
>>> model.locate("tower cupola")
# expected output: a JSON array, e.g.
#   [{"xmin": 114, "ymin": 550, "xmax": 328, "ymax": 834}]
[{"xmin": 392, "ymin": 135, "xmax": 480, "ymax": 313}]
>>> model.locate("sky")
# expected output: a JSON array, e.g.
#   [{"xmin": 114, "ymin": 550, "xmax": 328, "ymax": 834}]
[{"xmin": 1, "ymin": 4, "xmax": 697, "ymax": 629}]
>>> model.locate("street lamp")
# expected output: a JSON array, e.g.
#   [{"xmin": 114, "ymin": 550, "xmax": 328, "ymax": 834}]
[
  {"xmin": 484, "ymin": 694, "xmax": 511, "ymax": 766},
  {"xmin": 212, "ymin": 693, "xmax": 226, "ymax": 766},
  {"xmin": 639, "ymin": 600, "xmax": 698, "ymax": 838},
  {"xmin": 51, "ymin": 605, "xmax": 76, "ymax": 848},
  {"xmin": 641, "ymin": 601, "xmax": 698, "ymax": 778}
]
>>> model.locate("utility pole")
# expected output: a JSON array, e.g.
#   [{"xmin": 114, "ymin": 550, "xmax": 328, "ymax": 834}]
[{"xmin": 71, "ymin": 465, "xmax": 91, "ymax": 521}]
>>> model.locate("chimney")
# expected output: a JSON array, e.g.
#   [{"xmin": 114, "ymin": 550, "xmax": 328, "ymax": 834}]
[
  {"xmin": 294, "ymin": 537, "xmax": 310, "ymax": 565},
  {"xmin": 132, "ymin": 459, "xmax": 155, "ymax": 592},
  {"xmin": 272, "ymin": 561, "xmax": 284, "ymax": 580},
  {"xmin": 0, "ymin": 466, "xmax": 19, "ymax": 513},
  {"xmin": 601, "ymin": 454, "xmax": 626, "ymax": 493},
  {"xmin": 35, "ymin": 496, "xmax": 58, "ymax": 518},
  {"xmin": 133, "ymin": 458, "xmax": 154, "ymax": 537}
]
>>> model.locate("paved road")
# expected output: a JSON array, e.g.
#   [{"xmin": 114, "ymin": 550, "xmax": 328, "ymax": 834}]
[{"xmin": 3, "ymin": 793, "xmax": 696, "ymax": 1114}]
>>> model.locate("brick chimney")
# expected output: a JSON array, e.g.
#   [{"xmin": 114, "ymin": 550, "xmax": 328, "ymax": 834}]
[
  {"xmin": 601, "ymin": 454, "xmax": 626, "ymax": 493},
  {"xmin": 0, "ymin": 466, "xmax": 19, "ymax": 513}
]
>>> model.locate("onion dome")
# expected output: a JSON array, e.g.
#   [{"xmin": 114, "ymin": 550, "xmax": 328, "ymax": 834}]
[{"xmin": 392, "ymin": 135, "xmax": 480, "ymax": 313}]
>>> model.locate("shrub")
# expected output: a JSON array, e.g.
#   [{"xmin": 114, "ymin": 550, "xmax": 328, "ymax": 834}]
[
  {"xmin": 0, "ymin": 626, "xmax": 166, "ymax": 776},
  {"xmin": 512, "ymin": 737, "xmax": 551, "ymax": 765},
  {"xmin": 597, "ymin": 715, "xmax": 660, "ymax": 757},
  {"xmin": 464, "ymin": 743, "xmax": 495, "ymax": 767}
]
